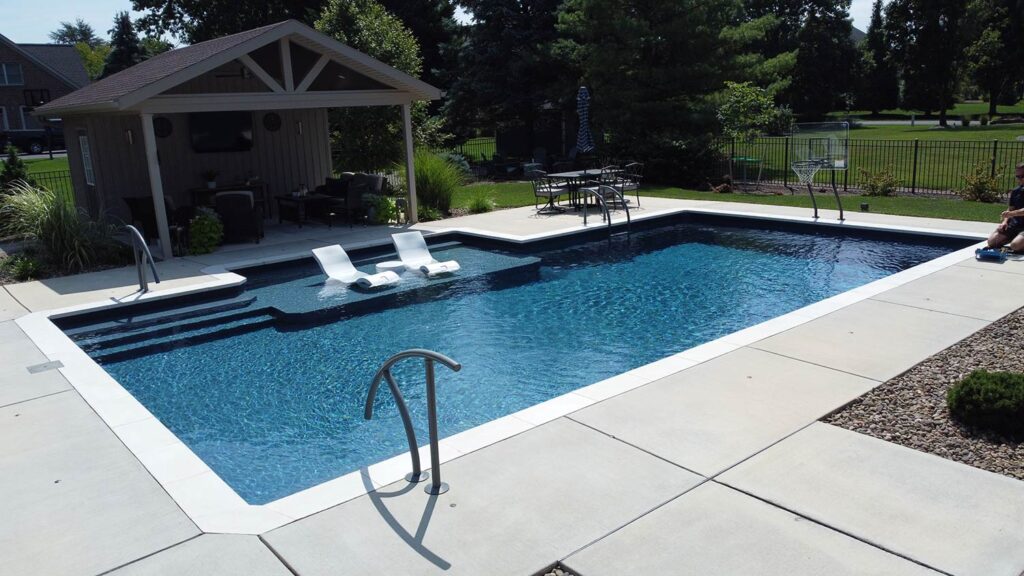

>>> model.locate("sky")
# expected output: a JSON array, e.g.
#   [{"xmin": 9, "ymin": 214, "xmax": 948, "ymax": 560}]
[{"xmin": 0, "ymin": 0, "xmax": 876, "ymax": 44}]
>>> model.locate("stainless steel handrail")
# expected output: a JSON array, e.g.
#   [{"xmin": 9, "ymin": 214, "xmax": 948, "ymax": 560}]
[
  {"xmin": 364, "ymin": 349, "xmax": 462, "ymax": 495},
  {"xmin": 579, "ymin": 185, "xmax": 631, "ymax": 232},
  {"xmin": 125, "ymin": 225, "xmax": 160, "ymax": 293}
]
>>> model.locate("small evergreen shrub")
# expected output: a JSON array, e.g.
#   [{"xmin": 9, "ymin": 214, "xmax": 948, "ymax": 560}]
[
  {"xmin": 858, "ymin": 165, "xmax": 900, "ymax": 197},
  {"xmin": 958, "ymin": 162, "xmax": 1002, "ymax": 203},
  {"xmin": 1, "ymin": 144, "xmax": 33, "ymax": 188},
  {"xmin": 188, "ymin": 208, "xmax": 223, "ymax": 254},
  {"xmin": 468, "ymin": 196, "xmax": 494, "ymax": 214},
  {"xmin": 947, "ymin": 369, "xmax": 1024, "ymax": 438}
]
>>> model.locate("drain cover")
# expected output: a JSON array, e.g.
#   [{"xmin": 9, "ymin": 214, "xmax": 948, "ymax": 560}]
[{"xmin": 27, "ymin": 361, "xmax": 63, "ymax": 374}]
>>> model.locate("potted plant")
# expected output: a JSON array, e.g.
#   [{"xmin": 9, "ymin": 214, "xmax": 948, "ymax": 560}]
[{"xmin": 201, "ymin": 169, "xmax": 219, "ymax": 189}]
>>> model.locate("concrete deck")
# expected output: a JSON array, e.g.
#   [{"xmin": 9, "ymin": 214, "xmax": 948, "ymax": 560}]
[{"xmin": 2, "ymin": 197, "xmax": 1022, "ymax": 576}]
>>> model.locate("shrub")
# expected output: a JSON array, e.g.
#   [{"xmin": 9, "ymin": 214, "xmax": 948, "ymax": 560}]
[
  {"xmin": 959, "ymin": 161, "xmax": 1002, "ymax": 203},
  {"xmin": 188, "ymin": 208, "xmax": 223, "ymax": 254},
  {"xmin": 0, "ymin": 253, "xmax": 44, "ymax": 282},
  {"xmin": 947, "ymin": 370, "xmax": 1024, "ymax": 438},
  {"xmin": 417, "ymin": 205, "xmax": 443, "ymax": 222},
  {"xmin": 0, "ymin": 181, "xmax": 122, "ymax": 273},
  {"xmin": 962, "ymin": 114, "xmax": 973, "ymax": 127},
  {"xmin": 366, "ymin": 194, "xmax": 399, "ymax": 224},
  {"xmin": 858, "ymin": 165, "xmax": 900, "ymax": 197},
  {"xmin": 396, "ymin": 150, "xmax": 465, "ymax": 215},
  {"xmin": 1, "ymin": 144, "xmax": 33, "ymax": 188},
  {"xmin": 437, "ymin": 152, "xmax": 472, "ymax": 179},
  {"xmin": 468, "ymin": 196, "xmax": 494, "ymax": 214}
]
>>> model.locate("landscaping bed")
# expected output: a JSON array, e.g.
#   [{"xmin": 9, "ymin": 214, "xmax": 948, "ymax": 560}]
[{"xmin": 825, "ymin": 306, "xmax": 1024, "ymax": 481}]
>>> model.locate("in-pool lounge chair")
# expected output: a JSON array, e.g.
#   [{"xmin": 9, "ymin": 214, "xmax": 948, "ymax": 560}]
[
  {"xmin": 392, "ymin": 231, "xmax": 461, "ymax": 276},
  {"xmin": 312, "ymin": 245, "xmax": 400, "ymax": 289}
]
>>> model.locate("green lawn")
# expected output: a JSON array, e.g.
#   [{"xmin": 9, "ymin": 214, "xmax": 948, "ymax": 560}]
[
  {"xmin": 25, "ymin": 157, "xmax": 70, "ymax": 173},
  {"xmin": 454, "ymin": 181, "xmax": 1005, "ymax": 223},
  {"xmin": 835, "ymin": 100, "xmax": 1024, "ymax": 118},
  {"xmin": 850, "ymin": 124, "xmax": 1024, "ymax": 141}
]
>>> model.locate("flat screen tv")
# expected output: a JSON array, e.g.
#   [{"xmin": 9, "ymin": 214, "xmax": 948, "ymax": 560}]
[{"xmin": 189, "ymin": 111, "xmax": 253, "ymax": 153}]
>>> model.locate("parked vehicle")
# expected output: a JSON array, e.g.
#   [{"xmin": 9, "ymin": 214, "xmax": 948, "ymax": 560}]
[{"xmin": 0, "ymin": 126, "xmax": 65, "ymax": 155}]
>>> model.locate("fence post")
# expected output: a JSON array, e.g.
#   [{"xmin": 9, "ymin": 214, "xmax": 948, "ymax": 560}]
[
  {"xmin": 843, "ymin": 137, "xmax": 850, "ymax": 191},
  {"xmin": 783, "ymin": 136, "xmax": 790, "ymax": 187},
  {"xmin": 991, "ymin": 140, "xmax": 999, "ymax": 178},
  {"xmin": 910, "ymin": 139, "xmax": 919, "ymax": 195}
]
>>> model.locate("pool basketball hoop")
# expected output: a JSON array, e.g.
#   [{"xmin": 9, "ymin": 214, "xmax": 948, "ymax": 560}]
[{"xmin": 788, "ymin": 122, "xmax": 849, "ymax": 221}]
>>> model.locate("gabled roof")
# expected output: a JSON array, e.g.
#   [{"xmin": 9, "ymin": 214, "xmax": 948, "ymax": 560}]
[
  {"xmin": 19, "ymin": 44, "xmax": 90, "ymax": 88},
  {"xmin": 0, "ymin": 34, "xmax": 89, "ymax": 90},
  {"xmin": 36, "ymin": 20, "xmax": 442, "ymax": 116}
]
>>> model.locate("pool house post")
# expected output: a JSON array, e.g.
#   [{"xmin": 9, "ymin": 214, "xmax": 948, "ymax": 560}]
[
  {"xmin": 139, "ymin": 112, "xmax": 174, "ymax": 260},
  {"xmin": 402, "ymin": 102, "xmax": 418, "ymax": 224}
]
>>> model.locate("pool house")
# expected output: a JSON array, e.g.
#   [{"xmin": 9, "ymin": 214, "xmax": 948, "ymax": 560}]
[{"xmin": 34, "ymin": 19, "xmax": 441, "ymax": 258}]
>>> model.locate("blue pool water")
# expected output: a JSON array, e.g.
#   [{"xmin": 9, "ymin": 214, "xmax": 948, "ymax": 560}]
[{"xmin": 76, "ymin": 217, "xmax": 967, "ymax": 504}]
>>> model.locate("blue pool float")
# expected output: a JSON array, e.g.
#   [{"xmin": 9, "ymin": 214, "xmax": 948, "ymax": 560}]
[{"xmin": 975, "ymin": 248, "xmax": 1007, "ymax": 262}]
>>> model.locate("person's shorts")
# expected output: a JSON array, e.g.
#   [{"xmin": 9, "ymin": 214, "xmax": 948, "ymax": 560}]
[{"xmin": 1006, "ymin": 223, "xmax": 1024, "ymax": 238}]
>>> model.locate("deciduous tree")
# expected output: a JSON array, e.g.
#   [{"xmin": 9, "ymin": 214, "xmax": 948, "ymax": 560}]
[{"xmin": 49, "ymin": 19, "xmax": 102, "ymax": 47}]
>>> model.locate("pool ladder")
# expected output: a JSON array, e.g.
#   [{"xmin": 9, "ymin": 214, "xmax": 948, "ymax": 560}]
[
  {"xmin": 125, "ymin": 225, "xmax": 160, "ymax": 293},
  {"xmin": 364, "ymin": 349, "xmax": 462, "ymax": 495},
  {"xmin": 580, "ymin": 185, "xmax": 631, "ymax": 234}
]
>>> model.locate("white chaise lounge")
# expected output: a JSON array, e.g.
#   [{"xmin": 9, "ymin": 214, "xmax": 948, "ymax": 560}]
[
  {"xmin": 312, "ymin": 245, "xmax": 400, "ymax": 289},
  {"xmin": 392, "ymin": 231, "xmax": 461, "ymax": 276}
]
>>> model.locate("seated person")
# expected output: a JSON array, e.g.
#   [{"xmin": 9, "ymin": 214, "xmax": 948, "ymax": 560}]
[{"xmin": 988, "ymin": 163, "xmax": 1024, "ymax": 251}]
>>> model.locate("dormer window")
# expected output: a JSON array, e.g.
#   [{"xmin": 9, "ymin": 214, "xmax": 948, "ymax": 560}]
[{"xmin": 0, "ymin": 63, "xmax": 23, "ymax": 86}]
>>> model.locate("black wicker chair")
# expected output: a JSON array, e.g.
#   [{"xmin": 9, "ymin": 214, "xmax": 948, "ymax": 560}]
[{"xmin": 214, "ymin": 191, "xmax": 262, "ymax": 244}]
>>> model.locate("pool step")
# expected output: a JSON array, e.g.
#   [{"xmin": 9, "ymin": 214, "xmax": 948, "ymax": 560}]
[
  {"xmin": 63, "ymin": 296, "xmax": 259, "ymax": 341},
  {"xmin": 88, "ymin": 312, "xmax": 275, "ymax": 364},
  {"xmin": 75, "ymin": 306, "xmax": 271, "ymax": 352}
]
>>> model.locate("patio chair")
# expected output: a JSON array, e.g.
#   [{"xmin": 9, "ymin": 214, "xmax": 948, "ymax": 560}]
[
  {"xmin": 214, "ymin": 191, "xmax": 263, "ymax": 244},
  {"xmin": 123, "ymin": 196, "xmax": 176, "ymax": 241},
  {"xmin": 529, "ymin": 170, "xmax": 569, "ymax": 214},
  {"xmin": 312, "ymin": 244, "xmax": 400, "ymax": 289},
  {"xmin": 316, "ymin": 175, "xmax": 362, "ymax": 226},
  {"xmin": 392, "ymin": 231, "xmax": 461, "ymax": 276},
  {"xmin": 618, "ymin": 162, "xmax": 644, "ymax": 206}
]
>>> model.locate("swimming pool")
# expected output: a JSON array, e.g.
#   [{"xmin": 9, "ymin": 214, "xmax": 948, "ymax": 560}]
[{"xmin": 58, "ymin": 214, "xmax": 971, "ymax": 504}]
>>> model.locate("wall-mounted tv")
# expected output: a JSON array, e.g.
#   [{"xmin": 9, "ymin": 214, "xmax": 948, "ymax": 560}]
[{"xmin": 189, "ymin": 111, "xmax": 253, "ymax": 153}]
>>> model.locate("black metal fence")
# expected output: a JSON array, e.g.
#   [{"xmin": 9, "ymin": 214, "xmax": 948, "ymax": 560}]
[
  {"xmin": 719, "ymin": 137, "xmax": 1024, "ymax": 197},
  {"xmin": 29, "ymin": 170, "xmax": 75, "ymax": 204}
]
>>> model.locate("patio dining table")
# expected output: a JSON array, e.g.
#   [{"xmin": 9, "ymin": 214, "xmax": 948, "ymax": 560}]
[{"xmin": 548, "ymin": 169, "xmax": 622, "ymax": 208}]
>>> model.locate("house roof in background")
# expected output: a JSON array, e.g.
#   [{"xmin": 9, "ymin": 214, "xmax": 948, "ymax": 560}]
[
  {"xmin": 0, "ymin": 33, "xmax": 89, "ymax": 90},
  {"xmin": 35, "ymin": 20, "xmax": 442, "ymax": 116},
  {"xmin": 19, "ymin": 44, "xmax": 91, "ymax": 88}
]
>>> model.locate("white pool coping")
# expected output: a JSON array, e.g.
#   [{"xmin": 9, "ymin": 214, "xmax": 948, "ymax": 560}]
[{"xmin": 15, "ymin": 205, "xmax": 988, "ymax": 534}]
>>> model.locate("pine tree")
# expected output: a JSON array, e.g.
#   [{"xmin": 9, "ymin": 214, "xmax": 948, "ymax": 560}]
[
  {"xmin": 789, "ymin": 1, "xmax": 859, "ymax": 118},
  {"xmin": 858, "ymin": 0, "xmax": 899, "ymax": 114},
  {"xmin": 49, "ymin": 19, "xmax": 102, "ymax": 47},
  {"xmin": 886, "ymin": 0, "xmax": 969, "ymax": 126},
  {"xmin": 99, "ymin": 12, "xmax": 145, "ymax": 79},
  {"xmin": 1, "ymin": 145, "xmax": 33, "ymax": 189}
]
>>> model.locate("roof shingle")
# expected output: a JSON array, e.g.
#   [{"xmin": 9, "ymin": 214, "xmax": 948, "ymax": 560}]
[{"xmin": 19, "ymin": 44, "xmax": 90, "ymax": 88}]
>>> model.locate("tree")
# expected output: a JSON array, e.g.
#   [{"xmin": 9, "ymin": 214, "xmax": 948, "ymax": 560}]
[
  {"xmin": 1, "ymin": 145, "xmax": 32, "ymax": 189},
  {"xmin": 557, "ymin": 0, "xmax": 742, "ymax": 182},
  {"xmin": 74, "ymin": 42, "xmax": 112, "ymax": 80},
  {"xmin": 132, "ymin": 0, "xmax": 327, "ymax": 43},
  {"xmin": 718, "ymin": 81, "xmax": 783, "ymax": 141},
  {"xmin": 316, "ymin": 0, "xmax": 442, "ymax": 171},
  {"xmin": 963, "ymin": 0, "xmax": 1022, "ymax": 115},
  {"xmin": 789, "ymin": 1, "xmax": 859, "ymax": 118},
  {"xmin": 444, "ymin": 0, "xmax": 568, "ymax": 143},
  {"xmin": 140, "ymin": 36, "xmax": 175, "ymax": 59},
  {"xmin": 378, "ymin": 0, "xmax": 458, "ymax": 87},
  {"xmin": 49, "ymin": 19, "xmax": 102, "ymax": 47},
  {"xmin": 100, "ymin": 12, "xmax": 145, "ymax": 79},
  {"xmin": 886, "ymin": 0, "xmax": 969, "ymax": 126},
  {"xmin": 858, "ymin": 0, "xmax": 899, "ymax": 114}
]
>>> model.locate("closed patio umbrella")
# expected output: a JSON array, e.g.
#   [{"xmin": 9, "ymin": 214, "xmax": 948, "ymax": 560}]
[{"xmin": 576, "ymin": 86, "xmax": 595, "ymax": 153}]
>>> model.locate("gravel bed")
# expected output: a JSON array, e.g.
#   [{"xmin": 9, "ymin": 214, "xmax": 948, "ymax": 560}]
[{"xmin": 825, "ymin": 306, "xmax": 1024, "ymax": 480}]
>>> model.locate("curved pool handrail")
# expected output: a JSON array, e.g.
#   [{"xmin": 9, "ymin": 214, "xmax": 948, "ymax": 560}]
[
  {"xmin": 364, "ymin": 349, "xmax": 461, "ymax": 495},
  {"xmin": 125, "ymin": 225, "xmax": 160, "ymax": 292}
]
